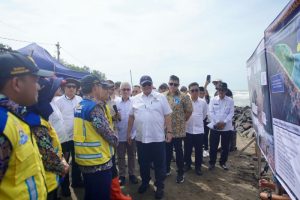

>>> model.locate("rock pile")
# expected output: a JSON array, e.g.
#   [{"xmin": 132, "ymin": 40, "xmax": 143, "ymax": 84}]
[{"xmin": 234, "ymin": 106, "xmax": 255, "ymax": 138}]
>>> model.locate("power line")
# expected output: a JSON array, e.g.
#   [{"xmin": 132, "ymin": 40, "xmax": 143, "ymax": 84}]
[
  {"xmin": 60, "ymin": 47, "xmax": 88, "ymax": 67},
  {"xmin": 0, "ymin": 35, "xmax": 54, "ymax": 46}
]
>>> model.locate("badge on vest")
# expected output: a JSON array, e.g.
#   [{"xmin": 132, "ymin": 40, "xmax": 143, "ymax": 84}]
[{"xmin": 19, "ymin": 129, "xmax": 28, "ymax": 145}]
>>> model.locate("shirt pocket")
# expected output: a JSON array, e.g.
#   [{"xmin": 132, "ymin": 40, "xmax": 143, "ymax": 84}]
[{"xmin": 15, "ymin": 142, "xmax": 39, "ymax": 185}]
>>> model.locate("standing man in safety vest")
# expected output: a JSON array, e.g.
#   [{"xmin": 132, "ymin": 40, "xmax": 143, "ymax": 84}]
[
  {"xmin": 0, "ymin": 52, "xmax": 53, "ymax": 199},
  {"xmin": 74, "ymin": 75, "xmax": 118, "ymax": 200}
]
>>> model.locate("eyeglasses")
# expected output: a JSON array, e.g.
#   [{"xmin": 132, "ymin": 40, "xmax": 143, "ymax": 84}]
[
  {"xmin": 66, "ymin": 84, "xmax": 77, "ymax": 89},
  {"xmin": 168, "ymin": 82, "xmax": 179, "ymax": 87},
  {"xmin": 190, "ymin": 89, "xmax": 199, "ymax": 93},
  {"xmin": 122, "ymin": 88, "xmax": 131, "ymax": 91},
  {"xmin": 142, "ymin": 82, "xmax": 152, "ymax": 87}
]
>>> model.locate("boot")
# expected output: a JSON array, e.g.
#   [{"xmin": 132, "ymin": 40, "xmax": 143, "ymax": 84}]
[{"xmin": 110, "ymin": 177, "xmax": 132, "ymax": 200}]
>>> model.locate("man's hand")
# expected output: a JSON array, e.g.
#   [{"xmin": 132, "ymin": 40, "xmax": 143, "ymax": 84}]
[
  {"xmin": 166, "ymin": 133, "xmax": 172, "ymax": 143},
  {"xmin": 127, "ymin": 134, "xmax": 132, "ymax": 145},
  {"xmin": 215, "ymin": 122, "xmax": 226, "ymax": 130},
  {"xmin": 61, "ymin": 157, "xmax": 70, "ymax": 177}
]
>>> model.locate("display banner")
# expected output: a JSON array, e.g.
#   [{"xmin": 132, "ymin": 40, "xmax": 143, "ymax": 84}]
[
  {"xmin": 265, "ymin": 1, "xmax": 300, "ymax": 199},
  {"xmin": 246, "ymin": 39, "xmax": 275, "ymax": 173}
]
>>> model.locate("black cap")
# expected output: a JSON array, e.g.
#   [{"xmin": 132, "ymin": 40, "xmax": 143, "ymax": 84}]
[
  {"xmin": 217, "ymin": 82, "xmax": 228, "ymax": 91},
  {"xmin": 0, "ymin": 52, "xmax": 54, "ymax": 78},
  {"xmin": 140, "ymin": 75, "xmax": 153, "ymax": 85},
  {"xmin": 65, "ymin": 78, "xmax": 80, "ymax": 88},
  {"xmin": 80, "ymin": 75, "xmax": 114, "ymax": 90}
]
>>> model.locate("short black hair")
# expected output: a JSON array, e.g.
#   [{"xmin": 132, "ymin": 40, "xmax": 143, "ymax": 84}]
[
  {"xmin": 169, "ymin": 75, "xmax": 180, "ymax": 83},
  {"xmin": 199, "ymin": 86, "xmax": 205, "ymax": 92},
  {"xmin": 81, "ymin": 85, "xmax": 93, "ymax": 95},
  {"xmin": 188, "ymin": 82, "xmax": 199, "ymax": 89},
  {"xmin": 159, "ymin": 83, "xmax": 168, "ymax": 90},
  {"xmin": 180, "ymin": 86, "xmax": 187, "ymax": 92},
  {"xmin": 115, "ymin": 81, "xmax": 121, "ymax": 88},
  {"xmin": 133, "ymin": 85, "xmax": 140, "ymax": 88}
]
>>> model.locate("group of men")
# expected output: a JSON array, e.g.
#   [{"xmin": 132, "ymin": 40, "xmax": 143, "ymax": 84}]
[{"xmin": 0, "ymin": 51, "xmax": 235, "ymax": 200}]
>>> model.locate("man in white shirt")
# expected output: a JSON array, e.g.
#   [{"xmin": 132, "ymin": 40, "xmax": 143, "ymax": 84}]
[
  {"xmin": 127, "ymin": 75, "xmax": 172, "ymax": 200},
  {"xmin": 208, "ymin": 82, "xmax": 234, "ymax": 170},
  {"xmin": 116, "ymin": 82, "xmax": 138, "ymax": 186},
  {"xmin": 55, "ymin": 78, "xmax": 83, "ymax": 196},
  {"xmin": 184, "ymin": 82, "xmax": 207, "ymax": 176}
]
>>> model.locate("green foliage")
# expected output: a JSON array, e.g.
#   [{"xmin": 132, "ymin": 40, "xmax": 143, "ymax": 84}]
[
  {"xmin": 60, "ymin": 58, "xmax": 106, "ymax": 80},
  {"xmin": 0, "ymin": 43, "xmax": 12, "ymax": 52}
]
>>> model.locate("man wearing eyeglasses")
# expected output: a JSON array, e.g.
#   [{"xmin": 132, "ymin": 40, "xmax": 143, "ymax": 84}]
[
  {"xmin": 208, "ymin": 82, "xmax": 234, "ymax": 171},
  {"xmin": 115, "ymin": 82, "xmax": 138, "ymax": 186},
  {"xmin": 164, "ymin": 75, "xmax": 193, "ymax": 184},
  {"xmin": 55, "ymin": 78, "xmax": 83, "ymax": 196},
  {"xmin": 127, "ymin": 75, "xmax": 172, "ymax": 199},
  {"xmin": 184, "ymin": 82, "xmax": 208, "ymax": 176}
]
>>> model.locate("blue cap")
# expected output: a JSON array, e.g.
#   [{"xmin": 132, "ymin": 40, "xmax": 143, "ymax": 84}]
[{"xmin": 140, "ymin": 75, "xmax": 153, "ymax": 85}]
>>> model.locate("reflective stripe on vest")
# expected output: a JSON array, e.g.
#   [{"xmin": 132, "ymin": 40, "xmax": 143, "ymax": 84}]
[
  {"xmin": 24, "ymin": 112, "xmax": 62, "ymax": 192},
  {"xmin": 0, "ymin": 107, "xmax": 47, "ymax": 200},
  {"xmin": 74, "ymin": 99, "xmax": 114, "ymax": 166}
]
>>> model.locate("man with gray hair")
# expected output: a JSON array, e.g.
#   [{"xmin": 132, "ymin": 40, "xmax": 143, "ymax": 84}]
[{"xmin": 116, "ymin": 82, "xmax": 138, "ymax": 186}]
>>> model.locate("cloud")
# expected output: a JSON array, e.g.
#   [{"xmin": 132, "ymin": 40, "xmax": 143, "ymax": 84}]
[{"xmin": 0, "ymin": 0, "xmax": 290, "ymax": 89}]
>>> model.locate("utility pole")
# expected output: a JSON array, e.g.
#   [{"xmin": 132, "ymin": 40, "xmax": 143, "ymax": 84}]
[
  {"xmin": 56, "ymin": 42, "xmax": 61, "ymax": 61},
  {"xmin": 130, "ymin": 69, "xmax": 133, "ymax": 89}
]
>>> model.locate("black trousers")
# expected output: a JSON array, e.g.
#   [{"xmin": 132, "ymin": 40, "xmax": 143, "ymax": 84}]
[
  {"xmin": 136, "ymin": 141, "xmax": 166, "ymax": 189},
  {"xmin": 184, "ymin": 133, "xmax": 204, "ymax": 170},
  {"xmin": 166, "ymin": 137, "xmax": 184, "ymax": 175},
  {"xmin": 61, "ymin": 140, "xmax": 82, "ymax": 191},
  {"xmin": 229, "ymin": 130, "xmax": 237, "ymax": 151},
  {"xmin": 203, "ymin": 120, "xmax": 210, "ymax": 150},
  {"xmin": 209, "ymin": 130, "xmax": 231, "ymax": 165},
  {"xmin": 82, "ymin": 169, "xmax": 112, "ymax": 200}
]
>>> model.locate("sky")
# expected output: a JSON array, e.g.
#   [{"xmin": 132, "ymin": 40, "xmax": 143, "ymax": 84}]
[{"xmin": 0, "ymin": 0, "xmax": 291, "ymax": 90}]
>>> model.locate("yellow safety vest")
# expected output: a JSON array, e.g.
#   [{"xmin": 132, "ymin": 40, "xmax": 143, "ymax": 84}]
[
  {"xmin": 0, "ymin": 107, "xmax": 47, "ymax": 200},
  {"xmin": 74, "ymin": 99, "xmax": 114, "ymax": 166},
  {"xmin": 24, "ymin": 111, "xmax": 63, "ymax": 193}
]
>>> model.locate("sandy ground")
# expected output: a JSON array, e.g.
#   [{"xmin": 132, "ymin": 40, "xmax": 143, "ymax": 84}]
[{"xmin": 63, "ymin": 134, "xmax": 259, "ymax": 200}]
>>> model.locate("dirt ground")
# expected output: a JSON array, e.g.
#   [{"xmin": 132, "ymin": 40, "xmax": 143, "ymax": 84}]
[{"xmin": 63, "ymin": 134, "xmax": 259, "ymax": 200}]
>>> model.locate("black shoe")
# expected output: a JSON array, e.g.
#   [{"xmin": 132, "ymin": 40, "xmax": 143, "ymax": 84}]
[
  {"xmin": 183, "ymin": 165, "xmax": 191, "ymax": 172},
  {"xmin": 176, "ymin": 174, "xmax": 184, "ymax": 183},
  {"xmin": 129, "ymin": 175, "xmax": 138, "ymax": 184},
  {"xmin": 155, "ymin": 188, "xmax": 164, "ymax": 199},
  {"xmin": 208, "ymin": 164, "xmax": 215, "ymax": 171},
  {"xmin": 195, "ymin": 168, "xmax": 203, "ymax": 176},
  {"xmin": 119, "ymin": 176, "xmax": 126, "ymax": 186},
  {"xmin": 71, "ymin": 181, "xmax": 84, "ymax": 188},
  {"xmin": 220, "ymin": 164, "xmax": 229, "ymax": 170},
  {"xmin": 138, "ymin": 183, "xmax": 149, "ymax": 194}
]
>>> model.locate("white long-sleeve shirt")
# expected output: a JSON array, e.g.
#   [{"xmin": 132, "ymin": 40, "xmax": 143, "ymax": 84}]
[
  {"xmin": 116, "ymin": 97, "xmax": 136, "ymax": 142},
  {"xmin": 209, "ymin": 95, "xmax": 234, "ymax": 131},
  {"xmin": 186, "ymin": 98, "xmax": 207, "ymax": 134},
  {"xmin": 55, "ymin": 95, "xmax": 82, "ymax": 142}
]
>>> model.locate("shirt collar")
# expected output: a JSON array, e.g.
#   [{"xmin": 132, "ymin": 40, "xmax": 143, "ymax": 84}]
[
  {"xmin": 0, "ymin": 93, "xmax": 24, "ymax": 117},
  {"xmin": 121, "ymin": 97, "xmax": 131, "ymax": 102},
  {"xmin": 142, "ymin": 90, "xmax": 154, "ymax": 98},
  {"xmin": 166, "ymin": 90, "xmax": 180, "ymax": 96},
  {"xmin": 64, "ymin": 94, "xmax": 76, "ymax": 100}
]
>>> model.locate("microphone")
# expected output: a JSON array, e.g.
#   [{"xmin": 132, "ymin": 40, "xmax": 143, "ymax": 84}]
[{"xmin": 113, "ymin": 105, "xmax": 121, "ymax": 121}]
